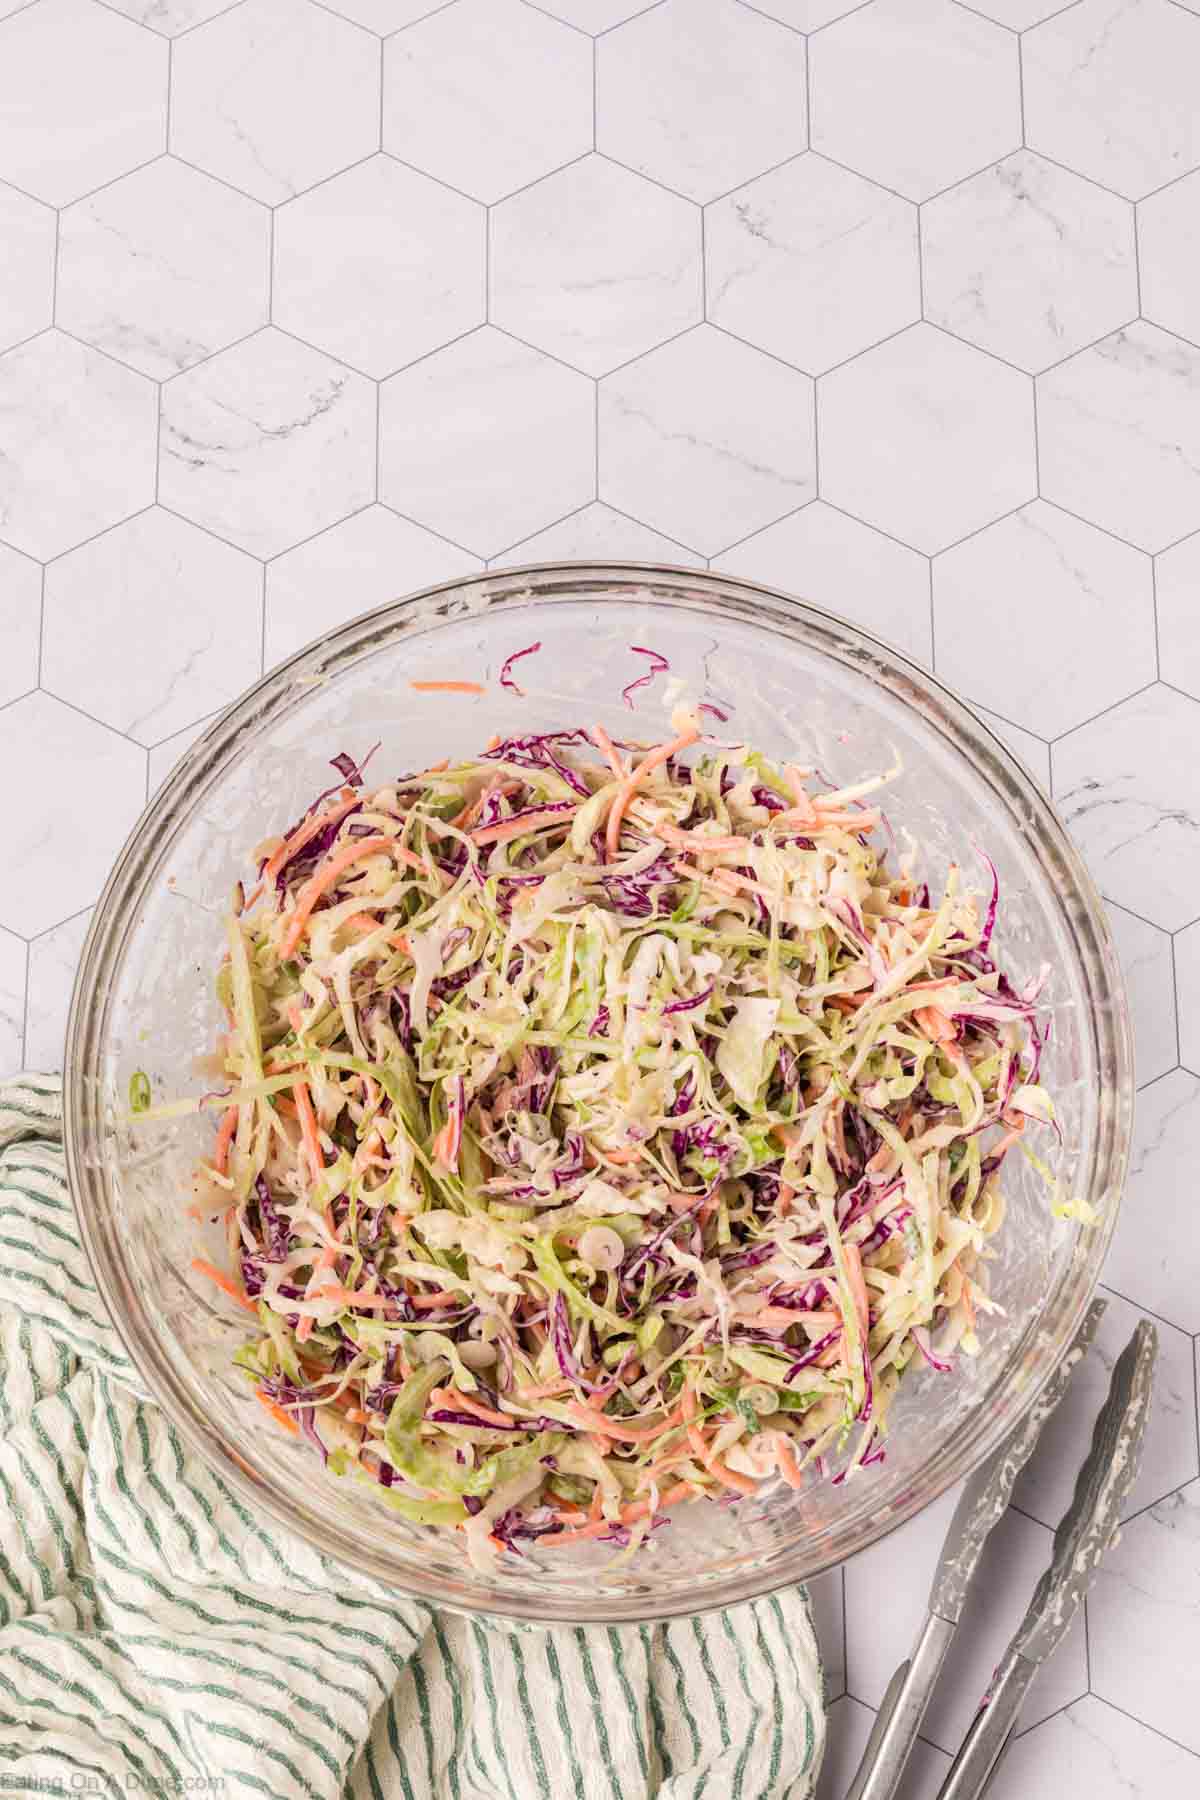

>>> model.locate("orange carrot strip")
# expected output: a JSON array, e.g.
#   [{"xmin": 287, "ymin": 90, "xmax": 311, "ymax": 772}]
[
  {"xmin": 312, "ymin": 1287, "xmax": 397, "ymax": 1309},
  {"xmin": 681, "ymin": 1386, "xmax": 759, "ymax": 1496},
  {"xmin": 431, "ymin": 1387, "xmax": 514, "ymax": 1430},
  {"xmin": 410, "ymin": 680, "xmax": 486, "ymax": 694},
  {"xmin": 590, "ymin": 722, "xmax": 628, "ymax": 779},
  {"xmin": 705, "ymin": 1453, "xmax": 759, "ymax": 1497},
  {"xmin": 213, "ymin": 1105, "xmax": 239, "ymax": 1177},
  {"xmin": 410, "ymin": 1289, "xmax": 461, "ymax": 1311},
  {"xmin": 471, "ymin": 805, "xmax": 579, "ymax": 848},
  {"xmin": 280, "ymin": 836, "xmax": 394, "ymax": 955},
  {"xmin": 191, "ymin": 1258, "xmax": 256, "ymax": 1313},
  {"xmin": 293, "ymin": 1078, "xmax": 324, "ymax": 1184},
  {"xmin": 539, "ymin": 1482, "xmax": 696, "ymax": 1546},
  {"xmin": 256, "ymin": 1390, "xmax": 300, "ymax": 1435},
  {"xmin": 914, "ymin": 1005, "xmax": 958, "ymax": 1045},
  {"xmin": 606, "ymin": 725, "xmax": 701, "ymax": 858},
  {"xmin": 774, "ymin": 1434, "xmax": 805, "ymax": 1490},
  {"xmin": 514, "ymin": 1378, "xmax": 575, "ymax": 1402},
  {"xmin": 565, "ymin": 1401, "xmax": 685, "ymax": 1444},
  {"xmin": 263, "ymin": 792, "xmax": 359, "ymax": 882}
]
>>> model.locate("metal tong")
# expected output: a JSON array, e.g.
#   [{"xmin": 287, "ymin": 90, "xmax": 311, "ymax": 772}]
[{"xmin": 845, "ymin": 1298, "xmax": 1158, "ymax": 1800}]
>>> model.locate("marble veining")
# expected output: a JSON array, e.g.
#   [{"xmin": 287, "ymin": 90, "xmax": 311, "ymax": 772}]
[{"xmin": 1, "ymin": 0, "xmax": 1199, "ymax": 1792}]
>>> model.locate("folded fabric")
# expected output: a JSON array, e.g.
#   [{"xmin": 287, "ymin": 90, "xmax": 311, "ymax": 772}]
[{"xmin": 0, "ymin": 1075, "xmax": 824, "ymax": 1798}]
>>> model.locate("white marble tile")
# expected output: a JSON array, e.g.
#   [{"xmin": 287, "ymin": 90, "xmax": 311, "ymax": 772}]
[
  {"xmin": 961, "ymin": 0, "xmax": 1072, "ymax": 22},
  {"xmin": 147, "ymin": 712, "xmax": 219, "ymax": 797},
  {"xmin": 42, "ymin": 509, "xmax": 262, "ymax": 745},
  {"xmin": 715, "ymin": 501, "xmax": 932, "ymax": 663},
  {"xmin": 806, "ymin": 1567, "xmax": 845, "ymax": 1703},
  {"xmin": 1156, "ymin": 533, "xmax": 1200, "ymax": 703},
  {"xmin": 380, "ymin": 328, "xmax": 594, "ymax": 556},
  {"xmin": 491, "ymin": 156, "xmax": 702, "ymax": 377},
  {"xmin": 739, "ymin": 0, "xmax": 863, "ymax": 27},
  {"xmin": 0, "ymin": 182, "xmax": 54, "ymax": 354},
  {"xmin": 0, "ymin": 332, "xmax": 157, "ymax": 562},
  {"xmin": 843, "ymin": 1485, "xmax": 1088, "ymax": 1749},
  {"xmin": 1176, "ymin": 919, "xmax": 1200, "ymax": 1076},
  {"xmin": 0, "ymin": 695, "xmax": 144, "ymax": 937},
  {"xmin": 1139, "ymin": 168, "xmax": 1200, "ymax": 347},
  {"xmin": 1053, "ymin": 684, "xmax": 1200, "ymax": 931},
  {"xmin": 274, "ymin": 155, "xmax": 484, "ymax": 379},
  {"xmin": 492, "ymin": 501, "xmax": 705, "ymax": 569},
  {"xmin": 529, "ymin": 0, "xmax": 654, "ymax": 26},
  {"xmin": 809, "ymin": 0, "xmax": 1019, "ymax": 204},
  {"xmin": 706, "ymin": 154, "xmax": 920, "ymax": 377},
  {"xmin": 597, "ymin": 0, "xmax": 808, "ymax": 204},
  {"xmin": 264, "ymin": 505, "xmax": 482, "ymax": 667},
  {"xmin": 159, "ymin": 327, "xmax": 376, "ymax": 558},
  {"xmin": 818, "ymin": 323, "xmax": 1035, "ymax": 554},
  {"xmin": 1024, "ymin": 0, "xmax": 1200, "ymax": 201},
  {"xmin": 0, "ymin": 928, "xmax": 25, "ymax": 1077},
  {"xmin": 1102, "ymin": 1067, "xmax": 1200, "ymax": 1331},
  {"xmin": 383, "ymin": 0, "xmax": 592, "ymax": 205},
  {"xmin": 933, "ymin": 500, "xmax": 1155, "ymax": 736},
  {"xmin": 0, "ymin": 541, "xmax": 40, "ymax": 710},
  {"xmin": 24, "ymin": 909, "xmax": 92, "ymax": 1073},
  {"xmin": 974, "ymin": 706, "xmax": 1052, "ymax": 789},
  {"xmin": 1088, "ymin": 1481, "xmax": 1200, "ymax": 1755},
  {"xmin": 599, "ymin": 324, "xmax": 815, "ymax": 556},
  {"xmin": 1037, "ymin": 324, "xmax": 1200, "ymax": 553},
  {"xmin": 923, "ymin": 150, "xmax": 1136, "ymax": 375},
  {"xmin": 994, "ymin": 1694, "xmax": 1200, "ymax": 1800},
  {"xmin": 171, "ymin": 0, "xmax": 380, "ymax": 206},
  {"xmin": 1013, "ymin": 1285, "xmax": 1198, "ymax": 1529},
  {"xmin": 0, "ymin": 0, "xmax": 166, "ymax": 207},
  {"xmin": 57, "ymin": 158, "xmax": 270, "ymax": 380},
  {"xmin": 1106, "ymin": 902, "xmax": 1179, "ymax": 1089},
  {"xmin": 315, "ymin": 0, "xmax": 451, "ymax": 30},
  {"xmin": 816, "ymin": 1695, "xmax": 950, "ymax": 1800},
  {"xmin": 103, "ymin": 0, "xmax": 243, "ymax": 34}
]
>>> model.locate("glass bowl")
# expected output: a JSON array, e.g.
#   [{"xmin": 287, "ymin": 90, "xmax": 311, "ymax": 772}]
[{"xmin": 64, "ymin": 563, "xmax": 1132, "ymax": 1624}]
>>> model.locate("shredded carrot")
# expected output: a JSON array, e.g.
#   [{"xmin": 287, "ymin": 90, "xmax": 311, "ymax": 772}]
[
  {"xmin": 565, "ymin": 1400, "xmax": 685, "ymax": 1444},
  {"xmin": 430, "ymin": 1387, "xmax": 514, "ymax": 1430},
  {"xmin": 605, "ymin": 725, "xmax": 700, "ymax": 858},
  {"xmin": 914, "ymin": 1005, "xmax": 958, "ymax": 1045},
  {"xmin": 589, "ymin": 722, "xmax": 628, "ymax": 779},
  {"xmin": 539, "ymin": 1482, "xmax": 696, "ymax": 1546},
  {"xmin": 191, "ymin": 1258, "xmax": 256, "ymax": 1313},
  {"xmin": 471, "ymin": 805, "xmax": 580, "ymax": 848},
  {"xmin": 774, "ymin": 1434, "xmax": 805, "ymax": 1489},
  {"xmin": 514, "ymin": 1378, "xmax": 575, "ymax": 1402},
  {"xmin": 293, "ymin": 1078, "xmax": 324, "ymax": 1184},
  {"xmin": 410, "ymin": 1289, "xmax": 461, "ymax": 1311},
  {"xmin": 280, "ymin": 835, "xmax": 429, "ymax": 958},
  {"xmin": 256, "ymin": 1390, "xmax": 300, "ymax": 1434},
  {"xmin": 312, "ymin": 1287, "xmax": 398, "ymax": 1309},
  {"xmin": 410, "ymin": 680, "xmax": 486, "ymax": 694},
  {"xmin": 263, "ymin": 791, "xmax": 359, "ymax": 882},
  {"xmin": 213, "ymin": 1105, "xmax": 239, "ymax": 1177}
]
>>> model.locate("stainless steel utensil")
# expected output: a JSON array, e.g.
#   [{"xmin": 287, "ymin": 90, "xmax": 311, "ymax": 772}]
[
  {"xmin": 844, "ymin": 1297, "xmax": 1108, "ymax": 1800},
  {"xmin": 937, "ymin": 1316, "xmax": 1158, "ymax": 1800}
]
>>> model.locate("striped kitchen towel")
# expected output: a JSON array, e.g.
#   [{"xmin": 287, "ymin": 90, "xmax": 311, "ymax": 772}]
[{"xmin": 0, "ymin": 1076, "xmax": 824, "ymax": 1798}]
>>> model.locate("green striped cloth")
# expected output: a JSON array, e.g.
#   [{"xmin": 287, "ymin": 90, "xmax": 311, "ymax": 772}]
[{"xmin": 0, "ymin": 1075, "xmax": 824, "ymax": 1798}]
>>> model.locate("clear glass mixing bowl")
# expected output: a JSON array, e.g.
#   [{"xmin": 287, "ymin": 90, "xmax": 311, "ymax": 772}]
[{"xmin": 64, "ymin": 563, "xmax": 1132, "ymax": 1623}]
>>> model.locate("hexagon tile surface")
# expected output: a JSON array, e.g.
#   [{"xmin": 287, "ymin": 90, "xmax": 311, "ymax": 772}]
[{"xmin": 2, "ymin": 0, "xmax": 1200, "ymax": 1793}]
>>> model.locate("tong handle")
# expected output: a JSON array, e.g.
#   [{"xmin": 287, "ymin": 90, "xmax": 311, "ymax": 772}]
[
  {"xmin": 844, "ymin": 1613, "xmax": 956, "ymax": 1800},
  {"xmin": 936, "ymin": 1649, "xmax": 1038, "ymax": 1799}
]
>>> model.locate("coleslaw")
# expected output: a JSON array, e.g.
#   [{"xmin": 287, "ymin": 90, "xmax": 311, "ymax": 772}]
[{"xmin": 153, "ymin": 719, "xmax": 1057, "ymax": 1564}]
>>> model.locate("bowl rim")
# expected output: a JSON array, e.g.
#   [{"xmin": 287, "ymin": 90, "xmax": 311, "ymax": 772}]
[{"xmin": 64, "ymin": 558, "xmax": 1133, "ymax": 1623}]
